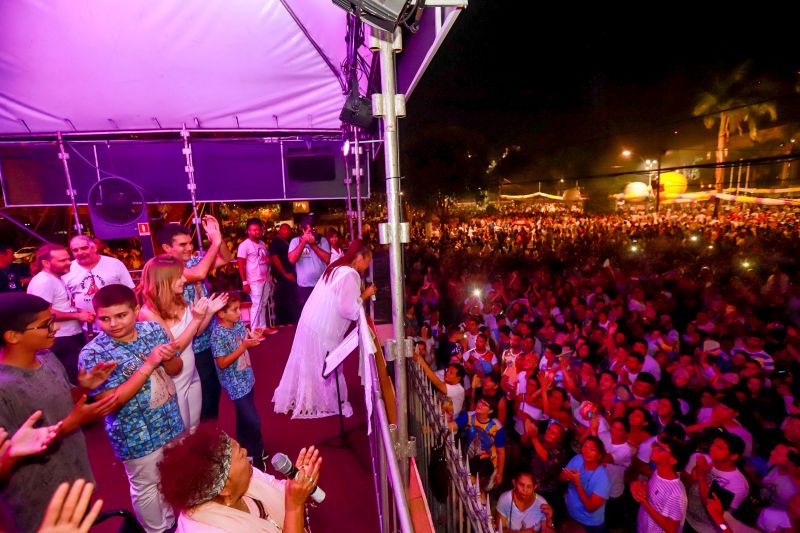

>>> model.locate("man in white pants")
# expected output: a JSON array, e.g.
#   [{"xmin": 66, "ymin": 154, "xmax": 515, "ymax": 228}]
[{"xmin": 237, "ymin": 218, "xmax": 276, "ymax": 333}]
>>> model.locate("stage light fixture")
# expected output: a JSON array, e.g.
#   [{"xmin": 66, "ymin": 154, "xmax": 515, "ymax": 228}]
[
  {"xmin": 332, "ymin": 0, "xmax": 413, "ymax": 32},
  {"xmin": 339, "ymin": 92, "xmax": 374, "ymax": 129}
]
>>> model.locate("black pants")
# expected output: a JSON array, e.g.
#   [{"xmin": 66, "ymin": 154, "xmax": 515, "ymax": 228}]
[
  {"xmin": 297, "ymin": 285, "xmax": 314, "ymax": 313},
  {"xmin": 234, "ymin": 389, "xmax": 265, "ymax": 471},
  {"xmin": 52, "ymin": 333, "xmax": 87, "ymax": 385},
  {"xmin": 274, "ymin": 279, "xmax": 298, "ymax": 325},
  {"xmin": 195, "ymin": 347, "xmax": 221, "ymax": 420}
]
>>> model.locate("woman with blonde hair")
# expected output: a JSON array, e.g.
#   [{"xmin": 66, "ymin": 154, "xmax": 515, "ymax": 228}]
[{"xmin": 137, "ymin": 254, "xmax": 227, "ymax": 430}]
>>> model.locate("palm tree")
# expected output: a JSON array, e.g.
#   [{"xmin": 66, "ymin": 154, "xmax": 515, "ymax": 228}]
[{"xmin": 693, "ymin": 62, "xmax": 777, "ymax": 191}]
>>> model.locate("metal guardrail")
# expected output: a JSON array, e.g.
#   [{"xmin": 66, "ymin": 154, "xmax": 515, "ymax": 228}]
[
  {"xmin": 408, "ymin": 360, "xmax": 495, "ymax": 533},
  {"xmin": 367, "ymin": 353, "xmax": 414, "ymax": 533}
]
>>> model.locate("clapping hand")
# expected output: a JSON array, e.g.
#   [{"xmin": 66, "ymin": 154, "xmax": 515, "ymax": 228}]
[
  {"xmin": 77, "ymin": 361, "xmax": 117, "ymax": 391},
  {"xmin": 243, "ymin": 337, "xmax": 262, "ymax": 349},
  {"xmin": 248, "ymin": 328, "xmax": 265, "ymax": 339},
  {"xmin": 146, "ymin": 343, "xmax": 173, "ymax": 368},
  {"xmin": 64, "ymin": 394, "xmax": 118, "ymax": 431},
  {"xmin": 207, "ymin": 292, "xmax": 229, "ymax": 314},
  {"xmin": 37, "ymin": 479, "xmax": 103, "ymax": 533},
  {"xmin": 630, "ymin": 479, "xmax": 647, "ymax": 503},
  {"xmin": 301, "ymin": 226, "xmax": 316, "ymax": 245},
  {"xmin": 562, "ymin": 468, "xmax": 581, "ymax": 484},
  {"xmin": 202, "ymin": 215, "xmax": 223, "ymax": 245},
  {"xmin": 2, "ymin": 411, "xmax": 60, "ymax": 459},
  {"xmin": 190, "ymin": 297, "xmax": 211, "ymax": 320}
]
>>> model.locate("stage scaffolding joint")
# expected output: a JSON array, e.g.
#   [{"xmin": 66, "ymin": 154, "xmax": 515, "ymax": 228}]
[{"xmin": 378, "ymin": 222, "xmax": 410, "ymax": 245}]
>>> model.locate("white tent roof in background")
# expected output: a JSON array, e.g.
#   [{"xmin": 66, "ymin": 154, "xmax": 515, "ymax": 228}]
[{"xmin": 0, "ymin": 0, "xmax": 357, "ymax": 134}]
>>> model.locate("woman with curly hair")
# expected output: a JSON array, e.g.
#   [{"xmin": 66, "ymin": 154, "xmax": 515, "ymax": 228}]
[{"xmin": 158, "ymin": 424, "xmax": 321, "ymax": 532}]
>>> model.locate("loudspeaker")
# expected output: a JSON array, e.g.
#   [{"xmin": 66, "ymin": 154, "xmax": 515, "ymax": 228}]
[
  {"xmin": 87, "ymin": 177, "xmax": 155, "ymax": 259},
  {"xmin": 339, "ymin": 93, "xmax": 374, "ymax": 130}
]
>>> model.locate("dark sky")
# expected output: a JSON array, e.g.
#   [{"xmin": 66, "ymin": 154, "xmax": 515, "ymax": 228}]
[{"xmin": 401, "ymin": 2, "xmax": 800, "ymax": 189}]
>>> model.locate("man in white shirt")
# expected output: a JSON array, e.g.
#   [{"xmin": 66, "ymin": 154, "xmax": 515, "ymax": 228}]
[
  {"xmin": 413, "ymin": 351, "xmax": 466, "ymax": 417},
  {"xmin": 27, "ymin": 243, "xmax": 94, "ymax": 383},
  {"xmin": 632, "ymin": 435, "xmax": 688, "ymax": 533},
  {"xmin": 64, "ymin": 235, "xmax": 134, "ymax": 319},
  {"xmin": 236, "ymin": 218, "xmax": 277, "ymax": 332},
  {"xmin": 288, "ymin": 215, "xmax": 330, "ymax": 311}
]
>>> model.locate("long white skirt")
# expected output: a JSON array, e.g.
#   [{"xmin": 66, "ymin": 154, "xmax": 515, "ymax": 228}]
[{"xmin": 272, "ymin": 329, "xmax": 352, "ymax": 419}]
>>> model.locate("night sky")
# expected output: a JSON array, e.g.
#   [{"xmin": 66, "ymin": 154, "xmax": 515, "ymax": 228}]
[{"xmin": 400, "ymin": 2, "xmax": 800, "ymax": 197}]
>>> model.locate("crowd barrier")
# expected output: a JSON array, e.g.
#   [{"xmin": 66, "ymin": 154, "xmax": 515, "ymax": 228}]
[{"xmin": 408, "ymin": 357, "xmax": 495, "ymax": 533}]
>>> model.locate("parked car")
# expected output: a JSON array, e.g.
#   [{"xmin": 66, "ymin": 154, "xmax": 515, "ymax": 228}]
[{"xmin": 13, "ymin": 246, "xmax": 37, "ymax": 264}]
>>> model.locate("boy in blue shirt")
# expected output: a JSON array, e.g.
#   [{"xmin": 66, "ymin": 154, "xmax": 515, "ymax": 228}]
[
  {"xmin": 78, "ymin": 284, "xmax": 184, "ymax": 533},
  {"xmin": 211, "ymin": 291, "xmax": 266, "ymax": 470}
]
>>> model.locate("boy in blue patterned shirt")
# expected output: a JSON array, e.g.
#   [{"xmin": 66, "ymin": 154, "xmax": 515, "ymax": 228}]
[
  {"xmin": 78, "ymin": 284, "xmax": 184, "ymax": 533},
  {"xmin": 211, "ymin": 291, "xmax": 266, "ymax": 470}
]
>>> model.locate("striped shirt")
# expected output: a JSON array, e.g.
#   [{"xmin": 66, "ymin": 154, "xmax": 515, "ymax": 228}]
[{"xmin": 637, "ymin": 472, "xmax": 688, "ymax": 533}]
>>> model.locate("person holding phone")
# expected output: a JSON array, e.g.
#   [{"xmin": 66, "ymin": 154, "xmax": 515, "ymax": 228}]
[
  {"xmin": 684, "ymin": 432, "xmax": 749, "ymax": 533},
  {"xmin": 496, "ymin": 469, "xmax": 556, "ymax": 532},
  {"xmin": 287, "ymin": 215, "xmax": 330, "ymax": 312}
]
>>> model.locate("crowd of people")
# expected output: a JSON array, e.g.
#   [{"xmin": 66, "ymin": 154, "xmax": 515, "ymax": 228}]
[
  {"xmin": 406, "ymin": 204, "xmax": 800, "ymax": 532},
  {"xmin": 2, "ymin": 201, "xmax": 800, "ymax": 532}
]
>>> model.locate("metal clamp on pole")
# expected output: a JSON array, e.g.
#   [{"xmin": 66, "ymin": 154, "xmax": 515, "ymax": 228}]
[
  {"xmin": 378, "ymin": 221, "xmax": 411, "ymax": 245},
  {"xmin": 180, "ymin": 125, "xmax": 204, "ymax": 250},
  {"xmin": 57, "ymin": 132, "xmax": 83, "ymax": 234},
  {"xmin": 384, "ymin": 339, "xmax": 397, "ymax": 362}
]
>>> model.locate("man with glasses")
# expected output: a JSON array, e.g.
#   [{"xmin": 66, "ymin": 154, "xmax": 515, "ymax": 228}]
[
  {"xmin": 27, "ymin": 244, "xmax": 95, "ymax": 384},
  {"xmin": 64, "ymin": 235, "xmax": 134, "ymax": 330},
  {"xmin": 631, "ymin": 435, "xmax": 688, "ymax": 533}
]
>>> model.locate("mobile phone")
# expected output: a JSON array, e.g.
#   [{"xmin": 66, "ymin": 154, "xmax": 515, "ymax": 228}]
[{"xmin": 708, "ymin": 480, "xmax": 734, "ymax": 510}]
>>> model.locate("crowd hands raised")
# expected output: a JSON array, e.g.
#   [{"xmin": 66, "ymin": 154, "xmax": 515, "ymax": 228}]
[{"xmin": 408, "ymin": 204, "xmax": 800, "ymax": 532}]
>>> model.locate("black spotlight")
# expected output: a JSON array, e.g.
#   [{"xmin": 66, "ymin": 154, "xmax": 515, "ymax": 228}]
[
  {"xmin": 339, "ymin": 92, "xmax": 374, "ymax": 129},
  {"xmin": 332, "ymin": 0, "xmax": 412, "ymax": 32}
]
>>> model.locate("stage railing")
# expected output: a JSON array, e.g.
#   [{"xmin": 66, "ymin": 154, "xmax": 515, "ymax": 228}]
[
  {"xmin": 407, "ymin": 359, "xmax": 495, "ymax": 533},
  {"xmin": 367, "ymin": 353, "xmax": 414, "ymax": 533}
]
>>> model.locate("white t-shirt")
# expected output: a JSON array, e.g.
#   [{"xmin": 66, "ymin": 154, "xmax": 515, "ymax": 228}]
[
  {"xmin": 685, "ymin": 453, "xmax": 750, "ymax": 533},
  {"xmin": 63, "ymin": 255, "xmax": 135, "ymax": 312},
  {"xmin": 27, "ymin": 271, "xmax": 82, "ymax": 336},
  {"xmin": 636, "ymin": 472, "xmax": 688, "ymax": 533},
  {"xmin": 237, "ymin": 239, "xmax": 270, "ymax": 284},
  {"xmin": 603, "ymin": 440, "xmax": 635, "ymax": 498},
  {"xmin": 445, "ymin": 383, "xmax": 465, "ymax": 417}
]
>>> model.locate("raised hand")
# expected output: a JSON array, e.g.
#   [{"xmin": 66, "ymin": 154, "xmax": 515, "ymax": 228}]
[
  {"xmin": 77, "ymin": 361, "xmax": 117, "ymax": 391},
  {"xmin": 6, "ymin": 411, "xmax": 60, "ymax": 458},
  {"xmin": 63, "ymin": 394, "xmax": 118, "ymax": 431},
  {"xmin": 145, "ymin": 343, "xmax": 172, "ymax": 367},
  {"xmin": 243, "ymin": 337, "xmax": 262, "ymax": 349},
  {"xmin": 202, "ymin": 215, "xmax": 223, "ymax": 244},
  {"xmin": 287, "ymin": 446, "xmax": 322, "ymax": 508},
  {"xmin": 37, "ymin": 479, "xmax": 103, "ymax": 533},
  {"xmin": 206, "ymin": 292, "xmax": 229, "ymax": 314},
  {"xmin": 630, "ymin": 480, "xmax": 647, "ymax": 503}
]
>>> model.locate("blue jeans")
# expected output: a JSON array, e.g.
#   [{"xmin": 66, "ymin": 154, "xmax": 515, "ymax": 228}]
[{"xmin": 234, "ymin": 389, "xmax": 265, "ymax": 471}]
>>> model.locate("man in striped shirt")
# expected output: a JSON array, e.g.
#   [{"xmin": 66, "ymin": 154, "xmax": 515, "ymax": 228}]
[{"xmin": 632, "ymin": 435, "xmax": 688, "ymax": 533}]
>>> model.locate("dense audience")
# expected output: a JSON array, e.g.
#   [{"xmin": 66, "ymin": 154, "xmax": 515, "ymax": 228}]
[{"xmin": 409, "ymin": 204, "xmax": 800, "ymax": 532}]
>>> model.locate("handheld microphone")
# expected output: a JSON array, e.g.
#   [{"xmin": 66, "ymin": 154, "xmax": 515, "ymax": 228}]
[
  {"xmin": 270, "ymin": 453, "xmax": 326, "ymax": 504},
  {"xmin": 365, "ymin": 278, "xmax": 377, "ymax": 301}
]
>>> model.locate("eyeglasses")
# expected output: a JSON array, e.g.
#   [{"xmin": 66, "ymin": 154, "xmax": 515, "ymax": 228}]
[{"xmin": 25, "ymin": 316, "xmax": 56, "ymax": 334}]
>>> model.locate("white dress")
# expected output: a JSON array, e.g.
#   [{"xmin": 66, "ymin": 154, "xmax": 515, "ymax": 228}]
[
  {"xmin": 272, "ymin": 265, "xmax": 362, "ymax": 419},
  {"xmin": 170, "ymin": 307, "xmax": 203, "ymax": 430}
]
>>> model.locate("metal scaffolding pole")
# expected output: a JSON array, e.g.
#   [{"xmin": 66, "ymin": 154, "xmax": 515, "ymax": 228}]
[
  {"xmin": 373, "ymin": 27, "xmax": 411, "ymax": 491},
  {"xmin": 180, "ymin": 125, "xmax": 204, "ymax": 251},
  {"xmin": 354, "ymin": 130, "xmax": 364, "ymax": 238},
  {"xmin": 57, "ymin": 132, "xmax": 84, "ymax": 235},
  {"xmin": 344, "ymin": 129, "xmax": 356, "ymax": 240}
]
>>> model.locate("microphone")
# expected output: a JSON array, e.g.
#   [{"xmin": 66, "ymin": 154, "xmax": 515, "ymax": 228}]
[
  {"xmin": 270, "ymin": 453, "xmax": 326, "ymax": 504},
  {"xmin": 365, "ymin": 278, "xmax": 377, "ymax": 301}
]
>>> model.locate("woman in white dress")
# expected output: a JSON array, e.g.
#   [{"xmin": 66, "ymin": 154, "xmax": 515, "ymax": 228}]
[
  {"xmin": 137, "ymin": 254, "xmax": 227, "ymax": 430},
  {"xmin": 273, "ymin": 240, "xmax": 375, "ymax": 419}
]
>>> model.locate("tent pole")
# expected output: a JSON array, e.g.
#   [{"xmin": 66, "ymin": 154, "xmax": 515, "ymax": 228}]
[
  {"xmin": 355, "ymin": 129, "xmax": 364, "ymax": 238},
  {"xmin": 344, "ymin": 129, "xmax": 356, "ymax": 240},
  {"xmin": 57, "ymin": 132, "xmax": 84, "ymax": 235},
  {"xmin": 180, "ymin": 126, "xmax": 204, "ymax": 251},
  {"xmin": 376, "ymin": 27, "xmax": 410, "ymax": 492}
]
